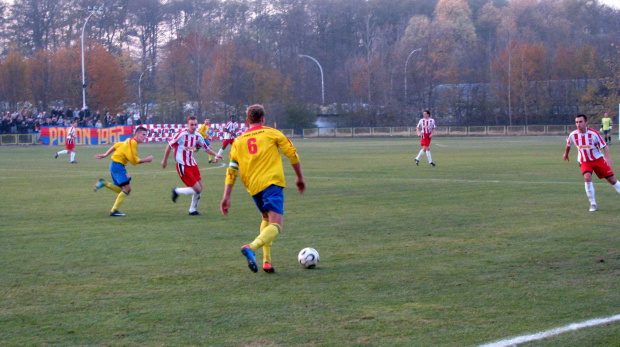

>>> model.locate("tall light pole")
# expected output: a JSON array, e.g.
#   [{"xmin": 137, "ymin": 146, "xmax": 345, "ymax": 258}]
[
  {"xmin": 404, "ymin": 48, "xmax": 421, "ymax": 104},
  {"xmin": 299, "ymin": 54, "xmax": 325, "ymax": 105},
  {"xmin": 138, "ymin": 64, "xmax": 156, "ymax": 118},
  {"xmin": 81, "ymin": 6, "xmax": 103, "ymax": 111}
]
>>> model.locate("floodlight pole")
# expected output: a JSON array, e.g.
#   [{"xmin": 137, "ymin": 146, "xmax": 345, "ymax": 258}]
[
  {"xmin": 404, "ymin": 48, "xmax": 421, "ymax": 104},
  {"xmin": 81, "ymin": 6, "xmax": 103, "ymax": 111},
  {"xmin": 138, "ymin": 64, "xmax": 156, "ymax": 118},
  {"xmin": 299, "ymin": 54, "xmax": 325, "ymax": 105}
]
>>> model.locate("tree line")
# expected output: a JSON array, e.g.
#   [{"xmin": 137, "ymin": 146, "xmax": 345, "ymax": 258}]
[{"xmin": 0, "ymin": 0, "xmax": 618, "ymax": 128}]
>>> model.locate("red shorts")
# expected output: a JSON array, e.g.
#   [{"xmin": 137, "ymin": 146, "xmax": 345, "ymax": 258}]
[
  {"xmin": 222, "ymin": 138, "xmax": 235, "ymax": 148},
  {"xmin": 65, "ymin": 139, "xmax": 75, "ymax": 151},
  {"xmin": 420, "ymin": 136, "xmax": 431, "ymax": 147},
  {"xmin": 176, "ymin": 163, "xmax": 201, "ymax": 187},
  {"xmin": 581, "ymin": 157, "xmax": 614, "ymax": 179}
]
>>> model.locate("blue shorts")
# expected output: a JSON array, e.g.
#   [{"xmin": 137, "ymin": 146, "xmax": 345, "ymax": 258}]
[
  {"xmin": 110, "ymin": 161, "xmax": 131, "ymax": 187},
  {"xmin": 252, "ymin": 185, "xmax": 284, "ymax": 215}
]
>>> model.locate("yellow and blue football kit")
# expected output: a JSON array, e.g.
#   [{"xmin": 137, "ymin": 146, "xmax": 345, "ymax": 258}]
[{"xmin": 225, "ymin": 125, "xmax": 300, "ymax": 267}]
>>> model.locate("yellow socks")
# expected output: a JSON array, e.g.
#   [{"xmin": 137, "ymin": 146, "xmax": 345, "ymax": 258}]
[
  {"xmin": 250, "ymin": 223, "xmax": 281, "ymax": 252},
  {"xmin": 259, "ymin": 218, "xmax": 272, "ymax": 263},
  {"xmin": 112, "ymin": 191, "xmax": 128, "ymax": 212}
]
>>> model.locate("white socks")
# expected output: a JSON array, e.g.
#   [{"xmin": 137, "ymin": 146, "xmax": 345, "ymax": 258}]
[
  {"xmin": 175, "ymin": 187, "xmax": 195, "ymax": 195},
  {"xmin": 585, "ymin": 182, "xmax": 596, "ymax": 205},
  {"xmin": 415, "ymin": 150, "xmax": 424, "ymax": 161},
  {"xmin": 174, "ymin": 187, "xmax": 201, "ymax": 213},
  {"xmin": 613, "ymin": 181, "xmax": 620, "ymax": 193},
  {"xmin": 70, "ymin": 152, "xmax": 75, "ymax": 162},
  {"xmin": 426, "ymin": 151, "xmax": 433, "ymax": 163},
  {"xmin": 190, "ymin": 193, "xmax": 201, "ymax": 213},
  {"xmin": 416, "ymin": 150, "xmax": 433, "ymax": 163},
  {"xmin": 57, "ymin": 150, "xmax": 68, "ymax": 156}
]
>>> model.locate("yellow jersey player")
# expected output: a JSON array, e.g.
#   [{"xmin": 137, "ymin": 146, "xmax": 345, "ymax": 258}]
[
  {"xmin": 220, "ymin": 104, "xmax": 306, "ymax": 273},
  {"xmin": 93, "ymin": 126, "xmax": 153, "ymax": 216},
  {"xmin": 198, "ymin": 118, "xmax": 215, "ymax": 162},
  {"xmin": 601, "ymin": 112, "xmax": 613, "ymax": 145}
]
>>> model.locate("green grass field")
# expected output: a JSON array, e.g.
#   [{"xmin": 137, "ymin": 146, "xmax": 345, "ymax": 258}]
[{"xmin": 1, "ymin": 137, "xmax": 619, "ymax": 346}]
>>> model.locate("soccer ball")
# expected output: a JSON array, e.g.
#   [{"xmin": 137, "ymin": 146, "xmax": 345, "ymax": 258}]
[{"xmin": 298, "ymin": 247, "xmax": 319, "ymax": 269}]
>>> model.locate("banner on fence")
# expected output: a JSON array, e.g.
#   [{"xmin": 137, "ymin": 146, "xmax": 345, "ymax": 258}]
[
  {"xmin": 41, "ymin": 123, "xmax": 248, "ymax": 145},
  {"xmin": 41, "ymin": 126, "xmax": 134, "ymax": 146}
]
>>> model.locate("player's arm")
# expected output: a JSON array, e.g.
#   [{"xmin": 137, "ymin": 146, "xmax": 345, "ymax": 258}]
[
  {"xmin": 161, "ymin": 144, "xmax": 172, "ymax": 168},
  {"xmin": 205, "ymin": 145, "xmax": 222, "ymax": 160},
  {"xmin": 95, "ymin": 145, "xmax": 116, "ymax": 159},
  {"xmin": 563, "ymin": 144, "xmax": 571, "ymax": 161},
  {"xmin": 603, "ymin": 145, "xmax": 613, "ymax": 168},
  {"xmin": 128, "ymin": 141, "xmax": 151, "ymax": 165},
  {"xmin": 292, "ymin": 162, "xmax": 305, "ymax": 194},
  {"xmin": 221, "ymin": 160, "xmax": 239, "ymax": 215}
]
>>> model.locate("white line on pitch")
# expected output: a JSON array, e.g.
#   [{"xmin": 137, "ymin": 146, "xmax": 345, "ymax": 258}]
[
  {"xmin": 478, "ymin": 314, "xmax": 620, "ymax": 347},
  {"xmin": 307, "ymin": 176, "xmax": 581, "ymax": 185}
]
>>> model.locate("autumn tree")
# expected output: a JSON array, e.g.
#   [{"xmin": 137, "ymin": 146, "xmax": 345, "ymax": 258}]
[
  {"xmin": 157, "ymin": 39, "xmax": 192, "ymax": 123},
  {"xmin": 84, "ymin": 42, "xmax": 127, "ymax": 115},
  {"xmin": 50, "ymin": 46, "xmax": 81, "ymax": 107},
  {"xmin": 0, "ymin": 52, "xmax": 29, "ymax": 111},
  {"xmin": 27, "ymin": 50, "xmax": 53, "ymax": 111}
]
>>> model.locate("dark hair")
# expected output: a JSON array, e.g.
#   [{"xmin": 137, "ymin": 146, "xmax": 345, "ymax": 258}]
[
  {"xmin": 187, "ymin": 115, "xmax": 197, "ymax": 122},
  {"xmin": 576, "ymin": 114, "xmax": 587, "ymax": 121},
  {"xmin": 135, "ymin": 126, "xmax": 148, "ymax": 134},
  {"xmin": 246, "ymin": 104, "xmax": 265, "ymax": 123},
  {"xmin": 423, "ymin": 110, "xmax": 431, "ymax": 116}
]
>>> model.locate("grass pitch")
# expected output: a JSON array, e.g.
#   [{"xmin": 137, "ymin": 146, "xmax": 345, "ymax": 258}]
[{"xmin": 1, "ymin": 137, "xmax": 619, "ymax": 346}]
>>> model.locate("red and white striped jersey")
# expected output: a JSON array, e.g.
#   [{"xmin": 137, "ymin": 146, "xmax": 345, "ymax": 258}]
[
  {"xmin": 417, "ymin": 118, "xmax": 436, "ymax": 137},
  {"xmin": 168, "ymin": 129, "xmax": 209, "ymax": 166},
  {"xmin": 66, "ymin": 126, "xmax": 75, "ymax": 144},
  {"xmin": 567, "ymin": 128, "xmax": 607, "ymax": 164},
  {"xmin": 223, "ymin": 121, "xmax": 240, "ymax": 140}
]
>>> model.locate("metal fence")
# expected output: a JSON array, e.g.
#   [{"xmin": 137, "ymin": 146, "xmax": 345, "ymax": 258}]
[
  {"xmin": 0, "ymin": 133, "xmax": 39, "ymax": 145},
  {"xmin": 1, "ymin": 124, "xmax": 616, "ymax": 145},
  {"xmin": 300, "ymin": 124, "xmax": 615, "ymax": 138}
]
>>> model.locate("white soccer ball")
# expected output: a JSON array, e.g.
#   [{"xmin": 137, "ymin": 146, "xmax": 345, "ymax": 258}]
[{"xmin": 298, "ymin": 247, "xmax": 319, "ymax": 269}]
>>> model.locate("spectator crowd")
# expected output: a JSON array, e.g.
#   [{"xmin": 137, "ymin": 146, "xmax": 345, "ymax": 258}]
[{"xmin": 0, "ymin": 106, "xmax": 155, "ymax": 134}]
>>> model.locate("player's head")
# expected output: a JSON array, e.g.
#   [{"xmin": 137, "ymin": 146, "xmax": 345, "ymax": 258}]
[
  {"xmin": 134, "ymin": 126, "xmax": 148, "ymax": 143},
  {"xmin": 187, "ymin": 115, "xmax": 198, "ymax": 133},
  {"xmin": 423, "ymin": 110, "xmax": 431, "ymax": 118},
  {"xmin": 246, "ymin": 104, "xmax": 265, "ymax": 124},
  {"xmin": 229, "ymin": 115, "xmax": 236, "ymax": 121},
  {"xmin": 575, "ymin": 114, "xmax": 588, "ymax": 131},
  {"xmin": 204, "ymin": 118, "xmax": 210, "ymax": 125}
]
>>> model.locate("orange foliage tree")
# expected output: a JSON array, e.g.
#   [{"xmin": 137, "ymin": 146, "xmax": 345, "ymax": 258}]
[
  {"xmin": 27, "ymin": 50, "xmax": 54, "ymax": 111},
  {"xmin": 0, "ymin": 52, "xmax": 29, "ymax": 111},
  {"xmin": 49, "ymin": 47, "xmax": 82, "ymax": 108},
  {"xmin": 84, "ymin": 41, "xmax": 128, "ymax": 115}
]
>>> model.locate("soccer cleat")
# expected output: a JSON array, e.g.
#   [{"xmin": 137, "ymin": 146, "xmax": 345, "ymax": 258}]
[
  {"xmin": 213, "ymin": 158, "xmax": 219, "ymax": 163},
  {"xmin": 589, "ymin": 204, "xmax": 597, "ymax": 212},
  {"xmin": 93, "ymin": 178, "xmax": 105, "ymax": 192},
  {"xmin": 241, "ymin": 245, "xmax": 258, "ymax": 273},
  {"xmin": 109, "ymin": 210, "xmax": 125, "ymax": 217},
  {"xmin": 430, "ymin": 162, "xmax": 436, "ymax": 167},
  {"xmin": 415, "ymin": 159, "xmax": 419, "ymax": 166},
  {"xmin": 171, "ymin": 188, "xmax": 179, "ymax": 203},
  {"xmin": 54, "ymin": 152, "xmax": 58, "ymax": 159},
  {"xmin": 263, "ymin": 262, "xmax": 275, "ymax": 273},
  {"xmin": 188, "ymin": 211, "xmax": 202, "ymax": 216},
  {"xmin": 71, "ymin": 161, "xmax": 77, "ymax": 164}
]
